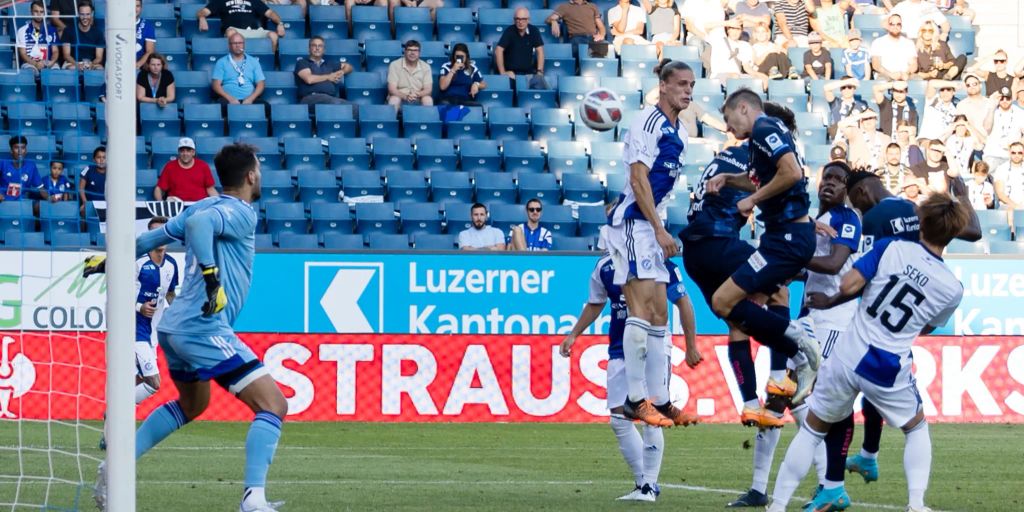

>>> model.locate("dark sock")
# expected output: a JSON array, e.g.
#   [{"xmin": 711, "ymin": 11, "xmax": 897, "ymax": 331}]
[
  {"xmin": 727, "ymin": 339, "xmax": 758, "ymax": 403},
  {"xmin": 727, "ymin": 300, "xmax": 797, "ymax": 357},
  {"xmin": 825, "ymin": 414, "xmax": 855, "ymax": 482},
  {"xmin": 861, "ymin": 398, "xmax": 883, "ymax": 454},
  {"xmin": 767, "ymin": 305, "xmax": 794, "ymax": 369}
]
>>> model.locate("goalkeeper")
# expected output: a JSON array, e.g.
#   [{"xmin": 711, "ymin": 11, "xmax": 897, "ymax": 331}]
[{"xmin": 91, "ymin": 143, "xmax": 287, "ymax": 512}]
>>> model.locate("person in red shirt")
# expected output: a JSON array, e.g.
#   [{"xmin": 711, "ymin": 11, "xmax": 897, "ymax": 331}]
[{"xmin": 154, "ymin": 137, "xmax": 218, "ymax": 201}]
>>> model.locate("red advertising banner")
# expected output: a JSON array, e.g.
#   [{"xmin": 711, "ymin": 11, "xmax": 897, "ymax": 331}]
[{"xmin": 2, "ymin": 332, "xmax": 1023, "ymax": 423}]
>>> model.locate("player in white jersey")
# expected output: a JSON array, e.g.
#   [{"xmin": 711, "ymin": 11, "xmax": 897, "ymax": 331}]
[
  {"xmin": 599, "ymin": 59, "xmax": 696, "ymax": 428},
  {"xmin": 768, "ymin": 193, "xmax": 971, "ymax": 512}
]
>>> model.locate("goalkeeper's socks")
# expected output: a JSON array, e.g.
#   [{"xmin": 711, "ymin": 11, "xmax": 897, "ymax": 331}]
[
  {"xmin": 136, "ymin": 400, "xmax": 189, "ymax": 459},
  {"xmin": 244, "ymin": 411, "xmax": 283, "ymax": 488},
  {"xmin": 134, "ymin": 382, "xmax": 158, "ymax": 404}
]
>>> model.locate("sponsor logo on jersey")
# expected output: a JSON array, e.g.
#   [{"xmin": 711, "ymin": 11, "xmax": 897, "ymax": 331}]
[
  {"xmin": 747, "ymin": 251, "xmax": 767, "ymax": 272},
  {"xmin": 842, "ymin": 223, "xmax": 857, "ymax": 238},
  {"xmin": 766, "ymin": 133, "xmax": 785, "ymax": 152}
]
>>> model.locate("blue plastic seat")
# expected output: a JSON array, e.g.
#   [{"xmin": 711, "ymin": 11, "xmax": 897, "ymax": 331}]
[
  {"xmin": 444, "ymin": 202, "xmax": 474, "ymax": 232},
  {"xmin": 278, "ymin": 233, "xmax": 320, "ymax": 249},
  {"xmin": 0, "ymin": 202, "xmax": 32, "ymax": 237},
  {"xmin": 174, "ymin": 71, "xmax": 213, "ymax": 105},
  {"xmin": 191, "ymin": 37, "xmax": 227, "ymax": 74},
  {"xmin": 245, "ymin": 137, "xmax": 282, "ymax": 168},
  {"xmin": 351, "ymin": 6, "xmax": 390, "ymax": 43},
  {"xmin": 557, "ymin": 76, "xmax": 599, "ymax": 112},
  {"xmin": 309, "ymin": 5, "xmax": 348, "ymax": 39},
  {"xmin": 488, "ymin": 203, "xmax": 522, "ymax": 234},
  {"xmin": 430, "ymin": 171, "xmax": 473, "ymax": 204},
  {"xmin": 39, "ymin": 202, "xmax": 80, "ymax": 242},
  {"xmin": 544, "ymin": 44, "xmax": 575, "ymax": 78},
  {"xmin": 692, "ymin": 79, "xmax": 724, "ymax": 107},
  {"xmin": 266, "ymin": 202, "xmax": 310, "ymax": 242},
  {"xmin": 272, "ymin": 4, "xmax": 305, "ymax": 35},
  {"xmin": 23, "ymin": 135, "xmax": 57, "ymax": 166},
  {"xmin": 283, "ymin": 137, "xmax": 327, "ymax": 173},
  {"xmin": 386, "ymin": 169, "xmax": 429, "ymax": 203},
  {"xmin": 989, "ymin": 240, "xmax": 1024, "ymax": 255},
  {"xmin": 360, "ymin": 104, "xmax": 400, "ymax": 141},
  {"xmin": 323, "ymin": 233, "xmax": 365, "ymax": 249},
  {"xmin": 278, "ymin": 38, "xmax": 309, "ymax": 69},
  {"xmin": 619, "ymin": 44, "xmax": 659, "ymax": 79},
  {"xmin": 530, "ymin": 108, "xmax": 573, "ymax": 143},
  {"xmin": 372, "ymin": 137, "xmax": 414, "ymax": 170},
  {"xmin": 346, "ymin": 72, "xmax": 387, "ymax": 106},
  {"xmin": 227, "ymin": 104, "xmax": 269, "ymax": 138},
  {"xmin": 52, "ymin": 102, "xmax": 94, "ymax": 136},
  {"xmin": 415, "ymin": 138, "xmax": 457, "ymax": 172},
  {"xmin": 580, "ymin": 49, "xmax": 617, "ymax": 79},
  {"xmin": 7, "ymin": 103, "xmax": 48, "ymax": 135},
  {"xmin": 315, "ymin": 104, "xmax": 357, "ymax": 140},
  {"xmin": 143, "ymin": 3, "xmax": 177, "ymax": 38},
  {"xmin": 62, "ymin": 135, "xmax": 102, "ymax": 172},
  {"xmin": 297, "ymin": 170, "xmax": 340, "ymax": 206},
  {"xmin": 414, "ymin": 233, "xmax": 457, "ymax": 250},
  {"xmin": 488, "ymin": 107, "xmax": 530, "ymax": 141},
  {"xmin": 394, "ymin": 7, "xmax": 434, "ymax": 43},
  {"xmin": 329, "ymin": 138, "xmax": 370, "ymax": 172},
  {"xmin": 436, "ymin": 8, "xmax": 475, "ymax": 45},
  {"xmin": 458, "ymin": 139, "xmax": 501, "ymax": 174},
  {"xmin": 355, "ymin": 202, "xmax": 399, "ymax": 235},
  {"xmin": 324, "ymin": 39, "xmax": 363, "ymax": 68},
  {"xmin": 478, "ymin": 8, "xmax": 514, "ymax": 46},
  {"xmin": 264, "ymin": 71, "xmax": 298, "ymax": 106},
  {"xmin": 50, "ymin": 232, "xmax": 91, "ymax": 249},
  {"xmin": 552, "ymin": 235, "xmax": 593, "ymax": 252},
  {"xmin": 181, "ymin": 4, "xmax": 219, "ymax": 40},
  {"xmin": 272, "ymin": 104, "xmax": 312, "ymax": 138},
  {"xmin": 547, "ymin": 141, "xmax": 589, "ymax": 176},
  {"xmin": 136, "ymin": 169, "xmax": 159, "ymax": 200},
  {"xmin": 140, "ymin": 103, "xmax": 180, "ymax": 139},
  {"xmin": 539, "ymin": 204, "xmax": 576, "ymax": 235},
  {"xmin": 474, "ymin": 171, "xmax": 517, "ymax": 205},
  {"xmin": 577, "ymin": 205, "xmax": 606, "ymax": 237},
  {"xmin": 150, "ymin": 136, "xmax": 180, "ymax": 167},
  {"xmin": 40, "ymin": 69, "xmax": 79, "ymax": 104},
  {"xmin": 260, "ymin": 170, "xmax": 296, "ymax": 205},
  {"xmin": 398, "ymin": 202, "xmax": 443, "ymax": 236},
  {"xmin": 516, "ymin": 75, "xmax": 558, "ymax": 111},
  {"xmin": 311, "ymin": 203, "xmax": 355, "ymax": 238},
  {"xmin": 365, "ymin": 39, "xmax": 404, "ymax": 76},
  {"xmin": 666, "ymin": 206, "xmax": 688, "ymax": 235},
  {"xmin": 255, "ymin": 233, "xmax": 274, "ymax": 249},
  {"xmin": 446, "ymin": 106, "xmax": 486, "ymax": 141},
  {"xmin": 367, "ymin": 233, "xmax": 410, "ymax": 249},
  {"xmin": 340, "ymin": 169, "xmax": 384, "ymax": 200},
  {"xmin": 946, "ymin": 239, "xmax": 987, "ymax": 254},
  {"xmin": 402, "ymin": 105, "xmax": 443, "ymax": 141},
  {"xmin": 561, "ymin": 173, "xmax": 604, "ymax": 203},
  {"xmin": 0, "ymin": 71, "xmax": 37, "ymax": 102},
  {"xmin": 155, "ymin": 37, "xmax": 187, "ymax": 71},
  {"xmin": 81, "ymin": 69, "xmax": 104, "ymax": 101},
  {"xmin": 418, "ymin": 41, "xmax": 449, "ymax": 69},
  {"xmin": 600, "ymin": 76, "xmax": 643, "ymax": 108},
  {"xmin": 768, "ymin": 79, "xmax": 808, "ymax": 111},
  {"xmin": 590, "ymin": 142, "xmax": 625, "ymax": 176},
  {"xmin": 477, "ymin": 74, "xmax": 514, "ymax": 110},
  {"xmin": 502, "ymin": 140, "xmax": 545, "ymax": 174},
  {"xmin": 242, "ymin": 38, "xmax": 274, "ymax": 64},
  {"xmin": 606, "ymin": 173, "xmax": 627, "ymax": 199},
  {"xmin": 517, "ymin": 173, "xmax": 560, "ymax": 205},
  {"xmin": 529, "ymin": 8, "xmax": 557, "ymax": 44}
]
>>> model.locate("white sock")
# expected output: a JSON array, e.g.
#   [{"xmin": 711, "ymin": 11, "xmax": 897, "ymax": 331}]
[
  {"xmin": 789, "ymin": 404, "xmax": 827, "ymax": 484},
  {"xmin": 610, "ymin": 415, "xmax": 644, "ymax": 485},
  {"xmin": 769, "ymin": 370, "xmax": 787, "ymax": 381},
  {"xmin": 752, "ymin": 428, "xmax": 782, "ymax": 494},
  {"xmin": 623, "ymin": 317, "xmax": 651, "ymax": 402},
  {"xmin": 242, "ymin": 486, "xmax": 266, "ymax": 505},
  {"xmin": 744, "ymin": 399, "xmax": 761, "ymax": 409},
  {"xmin": 644, "ymin": 325, "xmax": 670, "ymax": 405},
  {"xmin": 823, "ymin": 479, "xmax": 844, "ymax": 490},
  {"xmin": 134, "ymin": 382, "xmax": 157, "ymax": 404},
  {"xmin": 860, "ymin": 448, "xmax": 878, "ymax": 460},
  {"xmin": 904, "ymin": 422, "xmax": 931, "ymax": 510},
  {"xmin": 641, "ymin": 425, "xmax": 664, "ymax": 487},
  {"xmin": 771, "ymin": 424, "xmax": 826, "ymax": 509}
]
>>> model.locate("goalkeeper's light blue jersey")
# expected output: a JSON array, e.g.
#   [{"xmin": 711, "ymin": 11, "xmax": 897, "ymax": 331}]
[{"xmin": 136, "ymin": 194, "xmax": 257, "ymax": 337}]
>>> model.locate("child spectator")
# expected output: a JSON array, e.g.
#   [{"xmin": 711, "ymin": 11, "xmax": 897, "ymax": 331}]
[
  {"xmin": 44, "ymin": 161, "xmax": 72, "ymax": 202},
  {"xmin": 803, "ymin": 32, "xmax": 833, "ymax": 79},
  {"xmin": 842, "ymin": 29, "xmax": 870, "ymax": 80},
  {"xmin": 966, "ymin": 160, "xmax": 995, "ymax": 210}
]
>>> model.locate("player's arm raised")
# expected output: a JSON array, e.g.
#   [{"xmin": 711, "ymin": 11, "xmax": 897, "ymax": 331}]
[
  {"xmin": 738, "ymin": 152, "xmax": 803, "ymax": 216},
  {"xmin": 707, "ymin": 172, "xmax": 756, "ymax": 194},
  {"xmin": 629, "ymin": 162, "xmax": 677, "ymax": 258}
]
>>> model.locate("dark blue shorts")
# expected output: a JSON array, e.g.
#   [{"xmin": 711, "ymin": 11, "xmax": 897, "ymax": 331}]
[
  {"xmin": 681, "ymin": 236, "xmax": 756, "ymax": 306},
  {"xmin": 731, "ymin": 220, "xmax": 815, "ymax": 296}
]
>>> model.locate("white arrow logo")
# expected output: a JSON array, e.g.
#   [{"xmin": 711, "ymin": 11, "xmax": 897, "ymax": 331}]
[{"xmin": 319, "ymin": 268, "xmax": 378, "ymax": 333}]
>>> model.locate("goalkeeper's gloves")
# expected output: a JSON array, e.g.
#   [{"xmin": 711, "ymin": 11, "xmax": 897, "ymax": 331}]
[
  {"xmin": 82, "ymin": 255, "xmax": 107, "ymax": 277},
  {"xmin": 200, "ymin": 264, "xmax": 227, "ymax": 317}
]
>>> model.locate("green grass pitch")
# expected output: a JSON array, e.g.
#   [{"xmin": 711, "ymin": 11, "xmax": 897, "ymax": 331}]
[{"xmin": 1, "ymin": 422, "xmax": 1020, "ymax": 511}]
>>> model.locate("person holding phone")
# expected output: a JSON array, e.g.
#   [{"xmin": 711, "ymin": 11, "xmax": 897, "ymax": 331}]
[{"xmin": 438, "ymin": 42, "xmax": 487, "ymax": 106}]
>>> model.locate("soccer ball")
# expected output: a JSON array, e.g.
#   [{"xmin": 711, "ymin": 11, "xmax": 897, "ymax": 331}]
[{"xmin": 578, "ymin": 88, "xmax": 624, "ymax": 132}]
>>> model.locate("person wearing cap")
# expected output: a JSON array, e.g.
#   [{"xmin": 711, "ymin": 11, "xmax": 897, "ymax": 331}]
[
  {"xmin": 869, "ymin": 14, "xmax": 917, "ymax": 81},
  {"xmin": 842, "ymin": 28, "xmax": 870, "ymax": 80},
  {"xmin": 918, "ymin": 78, "xmax": 961, "ymax": 141},
  {"xmin": 912, "ymin": 20, "xmax": 965, "ymax": 81},
  {"xmin": 824, "ymin": 76, "xmax": 867, "ymax": 137},
  {"xmin": 154, "ymin": 138, "xmax": 217, "ymax": 202},
  {"xmin": 802, "ymin": 32, "xmax": 832, "ymax": 79},
  {"xmin": 872, "ymin": 80, "xmax": 918, "ymax": 137},
  {"xmin": 808, "ymin": 0, "xmax": 847, "ymax": 48},
  {"xmin": 955, "ymin": 72, "xmax": 995, "ymax": 135},
  {"xmin": 911, "ymin": 138, "xmax": 957, "ymax": 195},
  {"xmin": 982, "ymin": 86, "xmax": 1024, "ymax": 169}
]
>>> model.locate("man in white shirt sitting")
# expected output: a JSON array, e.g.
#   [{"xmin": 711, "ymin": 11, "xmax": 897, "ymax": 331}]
[{"xmin": 458, "ymin": 203, "xmax": 507, "ymax": 251}]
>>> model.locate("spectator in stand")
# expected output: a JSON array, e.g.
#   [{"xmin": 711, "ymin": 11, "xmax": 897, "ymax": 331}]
[
  {"xmin": 948, "ymin": 0, "xmax": 975, "ymax": 23},
  {"xmin": 345, "ymin": 0, "xmax": 386, "ymax": 31},
  {"xmin": 877, "ymin": 142, "xmax": 912, "ymax": 194},
  {"xmin": 890, "ymin": 0, "xmax": 948, "ymax": 40},
  {"xmin": 966, "ymin": 160, "xmax": 994, "ymax": 210},
  {"xmin": 870, "ymin": 14, "xmax": 917, "ymax": 80},
  {"xmin": 837, "ymin": 109, "xmax": 886, "ymax": 170},
  {"xmin": 919, "ymin": 79, "xmax": 960, "ymax": 141},
  {"xmin": 993, "ymin": 141, "xmax": 1024, "ymax": 211},
  {"xmin": 708, "ymin": 19, "xmax": 767, "ymax": 89},
  {"xmin": 154, "ymin": 137, "xmax": 218, "ymax": 202},
  {"xmin": 607, "ymin": 0, "xmax": 647, "ymax": 54},
  {"xmin": 438, "ymin": 43, "xmax": 486, "ymax": 106},
  {"xmin": 911, "ymin": 138, "xmax": 956, "ymax": 195},
  {"xmin": 899, "ymin": 177, "xmax": 924, "ymax": 204},
  {"xmin": 0, "ymin": 136, "xmax": 46, "ymax": 204},
  {"xmin": 546, "ymin": 0, "xmax": 606, "ymax": 50},
  {"xmin": 78, "ymin": 145, "xmax": 106, "ymax": 214},
  {"xmin": 896, "ymin": 121, "xmax": 925, "ymax": 166},
  {"xmin": 640, "ymin": 0, "xmax": 681, "ymax": 58},
  {"xmin": 386, "ymin": 39, "xmax": 433, "ymax": 112},
  {"xmin": 802, "ymin": 32, "xmax": 833, "ymax": 79},
  {"xmin": 773, "ymin": 0, "xmax": 813, "ymax": 48},
  {"xmin": 507, "ymin": 199, "xmax": 553, "ymax": 251},
  {"xmin": 211, "ymin": 32, "xmax": 266, "ymax": 106},
  {"xmin": 61, "ymin": 1, "xmax": 104, "ymax": 70},
  {"xmin": 198, "ymin": 0, "xmax": 287, "ymax": 52},
  {"xmin": 267, "ymin": 0, "xmax": 307, "ymax": 18},
  {"xmin": 16, "ymin": 0, "xmax": 60, "ymax": 75},
  {"xmin": 459, "ymin": 203, "xmax": 506, "ymax": 251},
  {"xmin": 873, "ymin": 80, "xmax": 918, "ymax": 138},
  {"xmin": 824, "ymin": 76, "xmax": 867, "ymax": 137},
  {"xmin": 679, "ymin": 0, "xmax": 728, "ymax": 60},
  {"xmin": 495, "ymin": 8, "xmax": 546, "ymax": 84},
  {"xmin": 294, "ymin": 36, "xmax": 353, "ymax": 105},
  {"xmin": 956, "ymin": 73, "xmax": 994, "ymax": 135},
  {"xmin": 965, "ymin": 49, "xmax": 1017, "ymax": 97},
  {"xmin": 136, "ymin": 53, "xmax": 176, "ymax": 107},
  {"xmin": 44, "ymin": 161, "xmax": 72, "ymax": 202},
  {"xmin": 942, "ymin": 114, "xmax": 986, "ymax": 176},
  {"xmin": 48, "ymin": 0, "xmax": 77, "ymax": 34},
  {"xmin": 733, "ymin": 0, "xmax": 772, "ymax": 40},
  {"xmin": 913, "ymin": 20, "xmax": 964, "ymax": 80},
  {"xmin": 809, "ymin": 0, "xmax": 848, "ymax": 48},
  {"xmin": 135, "ymin": 0, "xmax": 155, "ymax": 69},
  {"xmin": 983, "ymin": 86, "xmax": 1024, "ymax": 169},
  {"xmin": 842, "ymin": 29, "xmax": 870, "ymax": 79},
  {"xmin": 750, "ymin": 23, "xmax": 797, "ymax": 79},
  {"xmin": 388, "ymin": 0, "xmax": 443, "ymax": 22}
]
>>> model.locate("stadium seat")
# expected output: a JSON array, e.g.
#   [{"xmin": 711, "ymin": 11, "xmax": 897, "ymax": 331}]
[
  {"xmin": 946, "ymin": 239, "xmax": 987, "ymax": 255},
  {"xmin": 352, "ymin": 6, "xmax": 390, "ymax": 43},
  {"xmin": 619, "ymin": 44, "xmax": 659, "ymax": 80},
  {"xmin": 688, "ymin": 143, "xmax": 717, "ymax": 166},
  {"xmin": 530, "ymin": 108, "xmax": 573, "ymax": 143},
  {"xmin": 329, "ymin": 138, "xmax": 371, "ymax": 173},
  {"xmin": 7, "ymin": 103, "xmax": 48, "ymax": 135},
  {"xmin": 600, "ymin": 76, "xmax": 643, "ymax": 109},
  {"xmin": 367, "ymin": 232, "xmax": 411, "ymax": 250},
  {"xmin": 345, "ymin": 72, "xmax": 387, "ymax": 106},
  {"xmin": 191, "ymin": 38, "xmax": 227, "ymax": 74},
  {"xmin": 246, "ymin": 137, "xmax": 283, "ymax": 167},
  {"xmin": 459, "ymin": 139, "xmax": 501, "ymax": 174},
  {"xmin": 580, "ymin": 47, "xmax": 618, "ymax": 79},
  {"xmin": 278, "ymin": 38, "xmax": 310, "ymax": 69},
  {"xmin": 283, "ymin": 137, "xmax": 327, "ymax": 174},
  {"xmin": 547, "ymin": 141, "xmax": 589, "ymax": 176},
  {"xmin": 23, "ymin": 135, "xmax": 56, "ymax": 166},
  {"xmin": 544, "ymin": 44, "xmax": 576, "ymax": 78},
  {"xmin": 260, "ymin": 170, "xmax": 296, "ymax": 205},
  {"xmin": 414, "ymin": 233, "xmax": 457, "ymax": 250},
  {"xmin": 562, "ymin": 173, "xmax": 605, "ymax": 203},
  {"xmin": 444, "ymin": 202, "xmax": 474, "ymax": 232},
  {"xmin": 666, "ymin": 206, "xmax": 688, "ymax": 235},
  {"xmin": 315, "ymin": 104, "xmax": 357, "ymax": 140},
  {"xmin": 462, "ymin": 42, "xmax": 492, "ymax": 75},
  {"xmin": 558, "ymin": 76, "xmax": 599, "ymax": 112},
  {"xmin": 474, "ymin": 171, "xmax": 517, "ymax": 205},
  {"xmin": 692, "ymin": 79, "xmax": 725, "ymax": 109},
  {"xmin": 0, "ymin": 71, "xmax": 37, "ymax": 103},
  {"xmin": 40, "ymin": 69, "xmax": 78, "ymax": 104},
  {"xmin": 309, "ymin": 5, "xmax": 348, "ymax": 39},
  {"xmin": 517, "ymin": 173, "xmax": 561, "ymax": 206},
  {"xmin": 51, "ymin": 103, "xmax": 94, "ymax": 136},
  {"xmin": 140, "ymin": 103, "xmax": 181, "ymax": 139},
  {"xmin": 359, "ymin": 105, "xmax": 400, "ymax": 141},
  {"xmin": 340, "ymin": 169, "xmax": 385, "ymax": 201},
  {"xmin": 398, "ymin": 202, "xmax": 443, "ymax": 236},
  {"xmin": 430, "ymin": 171, "xmax": 474, "ymax": 204},
  {"xmin": 264, "ymin": 71, "xmax": 298, "ymax": 106},
  {"xmin": 174, "ymin": 71, "xmax": 213, "ymax": 105},
  {"xmin": 502, "ymin": 140, "xmax": 545, "ymax": 174},
  {"xmin": 278, "ymin": 233, "xmax": 320, "ymax": 250},
  {"xmin": 136, "ymin": 169, "xmax": 159, "ymax": 200},
  {"xmin": 386, "ymin": 169, "xmax": 430, "ymax": 203},
  {"xmin": 477, "ymin": 74, "xmax": 514, "ymax": 110},
  {"xmin": 574, "ymin": 122, "xmax": 617, "ymax": 147},
  {"xmin": 394, "ymin": 7, "xmax": 433, "ymax": 43},
  {"xmin": 577, "ymin": 204, "xmax": 606, "ymax": 237},
  {"xmin": 311, "ymin": 203, "xmax": 355, "ymax": 238},
  {"xmin": 529, "ymin": 8, "xmax": 557, "ymax": 43},
  {"xmin": 488, "ymin": 203, "xmax": 522, "ymax": 234},
  {"xmin": 988, "ymin": 240, "xmax": 1024, "ymax": 255},
  {"xmin": 0, "ymin": 202, "xmax": 32, "ymax": 237},
  {"xmin": 552, "ymin": 235, "xmax": 593, "ymax": 251},
  {"xmin": 255, "ymin": 233, "xmax": 274, "ymax": 249},
  {"xmin": 50, "ymin": 232, "xmax": 91, "ymax": 249},
  {"xmin": 590, "ymin": 141, "xmax": 624, "ymax": 176},
  {"xmin": 80, "ymin": 69, "xmax": 104, "ymax": 100},
  {"xmin": 227, "ymin": 104, "xmax": 269, "ymax": 138},
  {"xmin": 768, "ymin": 79, "xmax": 808, "ymax": 110},
  {"xmin": 142, "ymin": 2, "xmax": 176, "ymax": 38},
  {"xmin": 539, "ymin": 204, "xmax": 576, "ymax": 235},
  {"xmin": 266, "ymin": 202, "xmax": 310, "ymax": 242},
  {"xmin": 516, "ymin": 75, "xmax": 558, "ymax": 111},
  {"xmin": 62, "ymin": 135, "xmax": 103, "ymax": 172},
  {"xmin": 242, "ymin": 38, "xmax": 274, "ymax": 64},
  {"xmin": 488, "ymin": 107, "xmax": 530, "ymax": 142},
  {"xmin": 297, "ymin": 170, "xmax": 340, "ymax": 206},
  {"xmin": 324, "ymin": 39, "xmax": 363, "ymax": 68},
  {"xmin": 155, "ymin": 38, "xmax": 187, "ymax": 72},
  {"xmin": 606, "ymin": 173, "xmax": 627, "ymax": 199},
  {"xmin": 181, "ymin": 4, "xmax": 219, "ymax": 39},
  {"xmin": 151, "ymin": 136, "xmax": 180, "ymax": 167},
  {"xmin": 272, "ymin": 4, "xmax": 305, "ymax": 34},
  {"xmin": 436, "ymin": 8, "xmax": 475, "ymax": 45},
  {"xmin": 323, "ymin": 233, "xmax": 365, "ymax": 249},
  {"xmin": 372, "ymin": 137, "xmax": 415, "ymax": 171},
  {"xmin": 39, "ymin": 202, "xmax": 80, "ymax": 243},
  {"xmin": 355, "ymin": 202, "xmax": 399, "ymax": 235},
  {"xmin": 418, "ymin": 41, "xmax": 449, "ymax": 69},
  {"xmin": 183, "ymin": 103, "xmax": 227, "ymax": 139},
  {"xmin": 272, "ymin": 104, "xmax": 313, "ymax": 138},
  {"xmin": 402, "ymin": 105, "xmax": 443, "ymax": 141},
  {"xmin": 365, "ymin": 39, "xmax": 404, "ymax": 76},
  {"xmin": 415, "ymin": 138, "xmax": 457, "ymax": 172},
  {"xmin": 661, "ymin": 45, "xmax": 702, "ymax": 72},
  {"xmin": 446, "ymin": 106, "xmax": 486, "ymax": 141},
  {"xmin": 478, "ymin": 8, "xmax": 515, "ymax": 46}
]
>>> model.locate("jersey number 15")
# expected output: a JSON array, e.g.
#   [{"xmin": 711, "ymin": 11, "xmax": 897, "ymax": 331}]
[{"xmin": 865, "ymin": 275, "xmax": 926, "ymax": 333}]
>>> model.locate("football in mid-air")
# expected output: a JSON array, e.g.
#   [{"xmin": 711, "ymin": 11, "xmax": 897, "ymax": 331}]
[{"xmin": 578, "ymin": 88, "xmax": 624, "ymax": 132}]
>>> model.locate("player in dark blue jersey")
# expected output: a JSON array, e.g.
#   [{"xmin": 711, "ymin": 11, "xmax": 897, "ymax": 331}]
[
  {"xmin": 560, "ymin": 257, "xmax": 701, "ymax": 502},
  {"xmin": 705, "ymin": 90, "xmax": 822, "ymax": 406}
]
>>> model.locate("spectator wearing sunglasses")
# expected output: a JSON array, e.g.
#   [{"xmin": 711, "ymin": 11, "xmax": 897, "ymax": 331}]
[
  {"xmin": 873, "ymin": 80, "xmax": 918, "ymax": 137},
  {"xmin": 824, "ymin": 76, "xmax": 868, "ymax": 138},
  {"xmin": 870, "ymin": 14, "xmax": 917, "ymax": 81},
  {"xmin": 507, "ymin": 198, "xmax": 553, "ymax": 251},
  {"xmin": 964, "ymin": 49, "xmax": 1018, "ymax": 97},
  {"xmin": 955, "ymin": 72, "xmax": 994, "ymax": 135},
  {"xmin": 983, "ymin": 86, "xmax": 1024, "ymax": 169}
]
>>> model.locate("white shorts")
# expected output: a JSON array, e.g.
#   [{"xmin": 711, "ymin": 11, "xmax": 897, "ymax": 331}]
[
  {"xmin": 817, "ymin": 327, "xmax": 842, "ymax": 361},
  {"xmin": 606, "ymin": 336, "xmax": 672, "ymax": 410},
  {"xmin": 135, "ymin": 340, "xmax": 159, "ymax": 378},
  {"xmin": 808, "ymin": 357, "xmax": 922, "ymax": 428},
  {"xmin": 600, "ymin": 220, "xmax": 670, "ymax": 286}
]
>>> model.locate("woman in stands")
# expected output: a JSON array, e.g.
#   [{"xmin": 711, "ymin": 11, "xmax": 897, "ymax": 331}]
[
  {"xmin": 913, "ymin": 20, "xmax": 965, "ymax": 81},
  {"xmin": 438, "ymin": 43, "xmax": 486, "ymax": 106}
]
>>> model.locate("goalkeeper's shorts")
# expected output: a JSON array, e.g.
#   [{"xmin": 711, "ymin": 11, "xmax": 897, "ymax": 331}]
[{"xmin": 157, "ymin": 331, "xmax": 267, "ymax": 394}]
